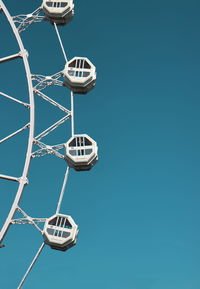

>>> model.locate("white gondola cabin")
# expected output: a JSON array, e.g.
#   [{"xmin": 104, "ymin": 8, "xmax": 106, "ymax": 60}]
[
  {"xmin": 65, "ymin": 134, "xmax": 98, "ymax": 171},
  {"xmin": 42, "ymin": 0, "xmax": 74, "ymax": 25},
  {"xmin": 63, "ymin": 57, "xmax": 96, "ymax": 94},
  {"xmin": 43, "ymin": 214, "xmax": 78, "ymax": 251}
]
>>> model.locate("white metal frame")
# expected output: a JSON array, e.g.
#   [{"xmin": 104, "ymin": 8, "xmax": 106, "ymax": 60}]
[
  {"xmin": 0, "ymin": 2, "xmax": 76, "ymax": 288},
  {"xmin": 0, "ymin": 1, "xmax": 96, "ymax": 288},
  {"xmin": 0, "ymin": 0, "xmax": 76, "ymax": 233},
  {"xmin": 0, "ymin": 0, "xmax": 35, "ymax": 245}
]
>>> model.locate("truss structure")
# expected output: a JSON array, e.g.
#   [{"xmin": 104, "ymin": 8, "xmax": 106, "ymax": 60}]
[
  {"xmin": 0, "ymin": 1, "xmax": 82, "ymax": 288},
  {"xmin": 0, "ymin": 0, "xmax": 35, "ymax": 250},
  {"xmin": 12, "ymin": 7, "xmax": 44, "ymax": 33},
  {"xmin": 0, "ymin": 0, "xmax": 74, "ymax": 240}
]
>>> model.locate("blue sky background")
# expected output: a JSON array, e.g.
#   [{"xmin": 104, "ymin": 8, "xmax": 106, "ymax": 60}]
[{"xmin": 1, "ymin": 0, "xmax": 200, "ymax": 288}]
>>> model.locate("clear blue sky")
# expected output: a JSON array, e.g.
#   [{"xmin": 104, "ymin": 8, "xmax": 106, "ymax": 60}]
[{"xmin": 1, "ymin": 0, "xmax": 200, "ymax": 288}]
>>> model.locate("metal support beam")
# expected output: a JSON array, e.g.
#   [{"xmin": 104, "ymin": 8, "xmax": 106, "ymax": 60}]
[
  {"xmin": 0, "ymin": 91, "xmax": 30, "ymax": 108},
  {"xmin": 33, "ymin": 140, "xmax": 64, "ymax": 159},
  {"xmin": 0, "ymin": 174, "xmax": 19, "ymax": 182},
  {"xmin": 0, "ymin": 123, "xmax": 30, "ymax": 144},
  {"xmin": 35, "ymin": 115, "xmax": 70, "ymax": 141},
  {"xmin": 11, "ymin": 218, "xmax": 46, "ymax": 225},
  {"xmin": 0, "ymin": 52, "xmax": 22, "ymax": 63},
  {"xmin": 17, "ymin": 242, "xmax": 45, "ymax": 289},
  {"xmin": 56, "ymin": 166, "xmax": 70, "ymax": 214},
  {"xmin": 34, "ymin": 89, "xmax": 70, "ymax": 113},
  {"xmin": 71, "ymin": 91, "xmax": 74, "ymax": 136},
  {"xmin": 0, "ymin": 0, "xmax": 35, "ymax": 245},
  {"xmin": 13, "ymin": 7, "xmax": 43, "ymax": 33},
  {"xmin": 17, "ymin": 207, "xmax": 42, "ymax": 233}
]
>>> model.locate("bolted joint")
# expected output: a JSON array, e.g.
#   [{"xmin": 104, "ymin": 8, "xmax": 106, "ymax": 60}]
[
  {"xmin": 19, "ymin": 177, "xmax": 29, "ymax": 185},
  {"xmin": 19, "ymin": 49, "xmax": 29, "ymax": 58}
]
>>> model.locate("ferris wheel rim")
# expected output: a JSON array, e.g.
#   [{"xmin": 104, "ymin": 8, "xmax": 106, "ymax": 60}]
[{"xmin": 0, "ymin": 0, "xmax": 35, "ymax": 244}]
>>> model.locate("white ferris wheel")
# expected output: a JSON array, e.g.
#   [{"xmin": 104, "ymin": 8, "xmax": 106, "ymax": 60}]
[{"xmin": 0, "ymin": 1, "xmax": 98, "ymax": 288}]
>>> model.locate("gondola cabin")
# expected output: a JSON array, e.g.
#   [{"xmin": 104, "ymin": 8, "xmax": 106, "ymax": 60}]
[
  {"xmin": 65, "ymin": 134, "xmax": 98, "ymax": 171},
  {"xmin": 63, "ymin": 57, "xmax": 96, "ymax": 94},
  {"xmin": 43, "ymin": 214, "xmax": 78, "ymax": 251},
  {"xmin": 42, "ymin": 0, "xmax": 74, "ymax": 25}
]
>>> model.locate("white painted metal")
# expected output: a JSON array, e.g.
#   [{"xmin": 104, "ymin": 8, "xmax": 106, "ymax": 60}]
[
  {"xmin": 1, "ymin": 0, "xmax": 97, "ymax": 287},
  {"xmin": 32, "ymin": 141, "xmax": 65, "ymax": 159},
  {"xmin": 0, "ymin": 0, "xmax": 35, "ymax": 244},
  {"xmin": 63, "ymin": 57, "xmax": 96, "ymax": 94},
  {"xmin": 13, "ymin": 7, "xmax": 43, "ymax": 33},
  {"xmin": 56, "ymin": 167, "xmax": 70, "ymax": 214},
  {"xmin": 0, "ymin": 123, "xmax": 30, "ymax": 144},
  {"xmin": 17, "ymin": 207, "xmax": 43, "ymax": 233},
  {"xmin": 32, "ymin": 71, "xmax": 63, "ymax": 90},
  {"xmin": 71, "ymin": 91, "xmax": 75, "ymax": 136},
  {"xmin": 54, "ymin": 22, "xmax": 68, "ymax": 62},
  {"xmin": 65, "ymin": 134, "xmax": 98, "ymax": 171},
  {"xmin": 17, "ymin": 243, "xmax": 45, "ymax": 289},
  {"xmin": 4, "ymin": 1, "xmax": 75, "ymax": 33},
  {"xmin": 0, "ymin": 91, "xmax": 30, "ymax": 107},
  {"xmin": 34, "ymin": 89, "xmax": 70, "ymax": 113},
  {"xmin": 43, "ymin": 213, "xmax": 78, "ymax": 251},
  {"xmin": 42, "ymin": 0, "xmax": 74, "ymax": 25},
  {"xmin": 0, "ymin": 52, "xmax": 22, "ymax": 63},
  {"xmin": 0, "ymin": 174, "xmax": 20, "ymax": 182}
]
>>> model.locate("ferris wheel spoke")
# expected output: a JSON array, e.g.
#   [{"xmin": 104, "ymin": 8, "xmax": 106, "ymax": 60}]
[
  {"xmin": 0, "ymin": 174, "xmax": 20, "ymax": 182},
  {"xmin": 32, "ymin": 149, "xmax": 64, "ymax": 159},
  {"xmin": 70, "ymin": 91, "xmax": 74, "ymax": 136},
  {"xmin": 0, "ymin": 91, "xmax": 30, "ymax": 108},
  {"xmin": 0, "ymin": 123, "xmax": 30, "ymax": 144},
  {"xmin": 0, "ymin": 52, "xmax": 22, "ymax": 63},
  {"xmin": 32, "ymin": 143, "xmax": 64, "ymax": 159},
  {"xmin": 17, "ymin": 242, "xmax": 45, "ymax": 289},
  {"xmin": 34, "ymin": 89, "xmax": 70, "ymax": 113}
]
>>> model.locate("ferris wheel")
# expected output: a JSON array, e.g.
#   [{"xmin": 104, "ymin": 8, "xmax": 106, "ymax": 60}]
[{"xmin": 0, "ymin": 1, "xmax": 98, "ymax": 288}]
